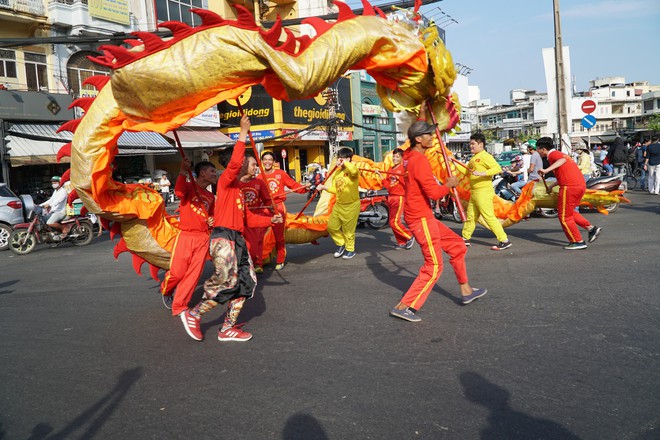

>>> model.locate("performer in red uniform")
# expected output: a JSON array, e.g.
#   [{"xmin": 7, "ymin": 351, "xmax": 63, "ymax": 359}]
[
  {"xmin": 537, "ymin": 137, "xmax": 602, "ymax": 250},
  {"xmin": 382, "ymin": 148, "xmax": 414, "ymax": 249},
  {"xmin": 179, "ymin": 115, "xmax": 283, "ymax": 342},
  {"xmin": 256, "ymin": 152, "xmax": 310, "ymax": 270},
  {"xmin": 389, "ymin": 121, "xmax": 487, "ymax": 323},
  {"xmin": 161, "ymin": 158, "xmax": 216, "ymax": 316},
  {"xmin": 239, "ymin": 156, "xmax": 273, "ymax": 274}
]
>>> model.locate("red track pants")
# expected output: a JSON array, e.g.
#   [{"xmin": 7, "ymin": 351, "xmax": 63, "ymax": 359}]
[
  {"xmin": 244, "ymin": 226, "xmax": 267, "ymax": 267},
  {"xmin": 161, "ymin": 230, "xmax": 210, "ymax": 316},
  {"xmin": 386, "ymin": 195, "xmax": 412, "ymax": 245},
  {"xmin": 557, "ymin": 185, "xmax": 591, "ymax": 243},
  {"xmin": 272, "ymin": 202, "xmax": 287, "ymax": 264},
  {"xmin": 401, "ymin": 216, "xmax": 468, "ymax": 310}
]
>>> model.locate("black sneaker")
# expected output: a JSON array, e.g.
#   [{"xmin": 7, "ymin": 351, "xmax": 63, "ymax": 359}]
[
  {"xmin": 564, "ymin": 241, "xmax": 587, "ymax": 250},
  {"xmin": 463, "ymin": 238, "xmax": 471, "ymax": 247},
  {"xmin": 333, "ymin": 245, "xmax": 345, "ymax": 258},
  {"xmin": 162, "ymin": 293, "xmax": 173, "ymax": 310},
  {"xmin": 404, "ymin": 237, "xmax": 415, "ymax": 249},
  {"xmin": 588, "ymin": 226, "xmax": 602, "ymax": 243},
  {"xmin": 491, "ymin": 240, "xmax": 512, "ymax": 251}
]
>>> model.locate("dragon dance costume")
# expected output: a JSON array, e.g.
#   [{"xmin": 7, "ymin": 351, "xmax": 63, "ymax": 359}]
[
  {"xmin": 383, "ymin": 163, "xmax": 413, "ymax": 246},
  {"xmin": 325, "ymin": 161, "xmax": 361, "ymax": 253}
]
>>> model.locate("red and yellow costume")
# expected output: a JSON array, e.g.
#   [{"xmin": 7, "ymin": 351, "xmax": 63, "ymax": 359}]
[
  {"xmin": 383, "ymin": 164, "xmax": 412, "ymax": 245},
  {"xmin": 240, "ymin": 178, "xmax": 272, "ymax": 268},
  {"xmin": 161, "ymin": 175, "xmax": 215, "ymax": 316},
  {"xmin": 256, "ymin": 169, "xmax": 306, "ymax": 264},
  {"xmin": 547, "ymin": 149, "xmax": 592, "ymax": 243},
  {"xmin": 401, "ymin": 149, "xmax": 468, "ymax": 310}
]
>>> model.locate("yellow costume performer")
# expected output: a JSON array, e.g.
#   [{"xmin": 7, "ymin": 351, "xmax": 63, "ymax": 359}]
[
  {"xmin": 325, "ymin": 156, "xmax": 360, "ymax": 256},
  {"xmin": 461, "ymin": 149, "xmax": 509, "ymax": 246}
]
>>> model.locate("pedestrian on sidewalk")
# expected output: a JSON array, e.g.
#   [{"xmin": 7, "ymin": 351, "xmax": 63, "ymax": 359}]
[
  {"xmin": 389, "ymin": 120, "xmax": 487, "ymax": 323},
  {"xmin": 161, "ymin": 158, "xmax": 216, "ymax": 315},
  {"xmin": 159, "ymin": 173, "xmax": 171, "ymax": 207},
  {"xmin": 180, "ymin": 115, "xmax": 283, "ymax": 342},
  {"xmin": 460, "ymin": 133, "xmax": 512, "ymax": 251},
  {"xmin": 644, "ymin": 137, "xmax": 660, "ymax": 195},
  {"xmin": 537, "ymin": 137, "xmax": 602, "ymax": 250}
]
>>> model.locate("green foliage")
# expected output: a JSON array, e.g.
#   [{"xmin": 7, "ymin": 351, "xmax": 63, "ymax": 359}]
[{"xmin": 648, "ymin": 114, "xmax": 660, "ymax": 134}]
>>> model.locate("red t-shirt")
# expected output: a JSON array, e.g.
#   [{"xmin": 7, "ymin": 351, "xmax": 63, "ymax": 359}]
[
  {"xmin": 213, "ymin": 141, "xmax": 271, "ymax": 233},
  {"xmin": 174, "ymin": 175, "xmax": 215, "ymax": 233},
  {"xmin": 383, "ymin": 164, "xmax": 405, "ymax": 197},
  {"xmin": 547, "ymin": 149, "xmax": 586, "ymax": 188},
  {"xmin": 403, "ymin": 149, "xmax": 449, "ymax": 222},
  {"xmin": 257, "ymin": 169, "xmax": 305, "ymax": 203}
]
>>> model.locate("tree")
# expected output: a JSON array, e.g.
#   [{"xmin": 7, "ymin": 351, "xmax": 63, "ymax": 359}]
[{"xmin": 647, "ymin": 114, "xmax": 660, "ymax": 136}]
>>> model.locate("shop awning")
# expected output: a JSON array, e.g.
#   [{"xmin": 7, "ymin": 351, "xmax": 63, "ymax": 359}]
[
  {"xmin": 163, "ymin": 127, "xmax": 233, "ymax": 149},
  {"xmin": 6, "ymin": 123, "xmax": 177, "ymax": 166}
]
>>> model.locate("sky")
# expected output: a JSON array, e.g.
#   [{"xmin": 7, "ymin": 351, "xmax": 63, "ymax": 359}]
[{"xmin": 346, "ymin": 0, "xmax": 660, "ymax": 105}]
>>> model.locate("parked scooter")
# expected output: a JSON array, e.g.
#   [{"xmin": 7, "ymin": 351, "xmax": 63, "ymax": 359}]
[
  {"xmin": 432, "ymin": 196, "xmax": 462, "ymax": 222},
  {"xmin": 8, "ymin": 206, "xmax": 94, "ymax": 255},
  {"xmin": 358, "ymin": 189, "xmax": 389, "ymax": 229},
  {"xmin": 583, "ymin": 175, "xmax": 623, "ymax": 213}
]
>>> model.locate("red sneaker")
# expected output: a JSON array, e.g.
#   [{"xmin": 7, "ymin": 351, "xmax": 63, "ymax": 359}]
[
  {"xmin": 218, "ymin": 326, "xmax": 253, "ymax": 342},
  {"xmin": 180, "ymin": 310, "xmax": 203, "ymax": 341}
]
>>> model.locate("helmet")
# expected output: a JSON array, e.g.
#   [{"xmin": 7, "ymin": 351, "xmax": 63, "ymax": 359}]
[
  {"xmin": 51, "ymin": 176, "xmax": 61, "ymax": 182},
  {"xmin": 527, "ymin": 139, "xmax": 537, "ymax": 149},
  {"xmin": 513, "ymin": 155, "xmax": 522, "ymax": 162}
]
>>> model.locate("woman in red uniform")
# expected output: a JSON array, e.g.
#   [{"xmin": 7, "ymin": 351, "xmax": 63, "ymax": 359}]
[
  {"xmin": 382, "ymin": 148, "xmax": 414, "ymax": 249},
  {"xmin": 256, "ymin": 152, "xmax": 310, "ymax": 270},
  {"xmin": 239, "ymin": 156, "xmax": 272, "ymax": 274}
]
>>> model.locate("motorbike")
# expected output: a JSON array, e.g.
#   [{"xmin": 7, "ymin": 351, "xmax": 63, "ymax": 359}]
[
  {"xmin": 8, "ymin": 206, "xmax": 94, "ymax": 255},
  {"xmin": 582, "ymin": 175, "xmax": 623, "ymax": 213},
  {"xmin": 358, "ymin": 189, "xmax": 389, "ymax": 229},
  {"xmin": 432, "ymin": 196, "xmax": 462, "ymax": 222}
]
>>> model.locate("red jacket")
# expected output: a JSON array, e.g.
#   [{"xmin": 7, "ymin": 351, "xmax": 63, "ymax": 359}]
[
  {"xmin": 383, "ymin": 164, "xmax": 406, "ymax": 197},
  {"xmin": 257, "ymin": 169, "xmax": 306, "ymax": 203},
  {"xmin": 548, "ymin": 149, "xmax": 586, "ymax": 188},
  {"xmin": 213, "ymin": 141, "xmax": 272, "ymax": 233},
  {"xmin": 175, "ymin": 175, "xmax": 215, "ymax": 233},
  {"xmin": 403, "ymin": 149, "xmax": 449, "ymax": 222}
]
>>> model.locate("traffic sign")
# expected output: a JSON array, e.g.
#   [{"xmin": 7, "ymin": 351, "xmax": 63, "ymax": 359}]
[
  {"xmin": 581, "ymin": 100, "xmax": 597, "ymax": 114},
  {"xmin": 281, "ymin": 148, "xmax": 287, "ymax": 159},
  {"xmin": 581, "ymin": 114, "xmax": 597, "ymax": 129}
]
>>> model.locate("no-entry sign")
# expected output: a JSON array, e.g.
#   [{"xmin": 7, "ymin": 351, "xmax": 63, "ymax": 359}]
[
  {"xmin": 581, "ymin": 100, "xmax": 597, "ymax": 114},
  {"xmin": 281, "ymin": 148, "xmax": 287, "ymax": 159}
]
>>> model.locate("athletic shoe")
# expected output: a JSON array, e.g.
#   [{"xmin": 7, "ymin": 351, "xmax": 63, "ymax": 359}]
[
  {"xmin": 342, "ymin": 251, "xmax": 356, "ymax": 259},
  {"xmin": 389, "ymin": 307, "xmax": 421, "ymax": 322},
  {"xmin": 463, "ymin": 238, "xmax": 471, "ymax": 247},
  {"xmin": 405, "ymin": 236, "xmax": 415, "ymax": 250},
  {"xmin": 162, "ymin": 294, "xmax": 173, "ymax": 310},
  {"xmin": 333, "ymin": 245, "xmax": 345, "ymax": 258},
  {"xmin": 218, "ymin": 326, "xmax": 253, "ymax": 342},
  {"xmin": 275, "ymin": 262, "xmax": 285, "ymax": 271},
  {"xmin": 254, "ymin": 266, "xmax": 263, "ymax": 274},
  {"xmin": 462, "ymin": 288, "xmax": 488, "ymax": 305},
  {"xmin": 180, "ymin": 310, "xmax": 203, "ymax": 341},
  {"xmin": 491, "ymin": 240, "xmax": 512, "ymax": 251},
  {"xmin": 564, "ymin": 241, "xmax": 587, "ymax": 250},
  {"xmin": 588, "ymin": 226, "xmax": 602, "ymax": 243}
]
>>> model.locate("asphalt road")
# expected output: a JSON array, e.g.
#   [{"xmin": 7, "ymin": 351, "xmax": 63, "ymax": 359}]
[{"xmin": 1, "ymin": 192, "xmax": 659, "ymax": 440}]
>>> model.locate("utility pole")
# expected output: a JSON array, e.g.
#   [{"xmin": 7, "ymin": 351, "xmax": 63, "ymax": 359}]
[
  {"xmin": 323, "ymin": 88, "xmax": 339, "ymax": 161},
  {"xmin": 0, "ymin": 120, "xmax": 10, "ymax": 187},
  {"xmin": 553, "ymin": 0, "xmax": 569, "ymax": 149}
]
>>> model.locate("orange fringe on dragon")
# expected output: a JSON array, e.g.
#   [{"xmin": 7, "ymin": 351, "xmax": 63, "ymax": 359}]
[{"xmin": 57, "ymin": 1, "xmax": 627, "ymax": 277}]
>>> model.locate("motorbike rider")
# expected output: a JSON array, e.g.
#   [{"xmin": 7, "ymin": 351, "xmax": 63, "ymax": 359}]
[{"xmin": 39, "ymin": 176, "xmax": 70, "ymax": 235}]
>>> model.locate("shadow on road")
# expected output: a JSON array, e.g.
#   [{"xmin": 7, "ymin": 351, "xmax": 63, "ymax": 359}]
[
  {"xmin": 459, "ymin": 371, "xmax": 581, "ymax": 440},
  {"xmin": 26, "ymin": 367, "xmax": 143, "ymax": 440},
  {"xmin": 0, "ymin": 279, "xmax": 19, "ymax": 295},
  {"xmin": 282, "ymin": 413, "xmax": 329, "ymax": 440}
]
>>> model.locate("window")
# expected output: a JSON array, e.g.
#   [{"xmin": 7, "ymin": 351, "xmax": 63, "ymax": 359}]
[
  {"xmin": 156, "ymin": 0, "xmax": 204, "ymax": 26},
  {"xmin": 24, "ymin": 52, "xmax": 48, "ymax": 91},
  {"xmin": 0, "ymin": 49, "xmax": 17, "ymax": 78},
  {"xmin": 379, "ymin": 117, "xmax": 389, "ymax": 125},
  {"xmin": 363, "ymin": 116, "xmax": 375, "ymax": 125},
  {"xmin": 67, "ymin": 51, "xmax": 111, "ymax": 97}
]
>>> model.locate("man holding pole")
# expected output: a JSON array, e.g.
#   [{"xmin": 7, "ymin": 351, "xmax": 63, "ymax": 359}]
[
  {"xmin": 537, "ymin": 137, "xmax": 602, "ymax": 250},
  {"xmin": 389, "ymin": 121, "xmax": 487, "ymax": 323}
]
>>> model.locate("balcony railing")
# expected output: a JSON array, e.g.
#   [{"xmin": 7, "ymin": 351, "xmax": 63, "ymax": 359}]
[
  {"xmin": 51, "ymin": 0, "xmax": 88, "ymax": 4},
  {"xmin": 0, "ymin": 0, "xmax": 46, "ymax": 16}
]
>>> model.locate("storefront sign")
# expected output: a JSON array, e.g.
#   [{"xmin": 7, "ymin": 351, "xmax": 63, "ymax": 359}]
[
  {"xmin": 89, "ymin": 0, "xmax": 130, "ymax": 25},
  {"xmin": 217, "ymin": 85, "xmax": 275, "ymax": 126},
  {"xmin": 227, "ymin": 130, "xmax": 275, "ymax": 141},
  {"xmin": 282, "ymin": 129, "xmax": 353, "ymax": 141},
  {"xmin": 281, "ymin": 80, "xmax": 352, "ymax": 124}
]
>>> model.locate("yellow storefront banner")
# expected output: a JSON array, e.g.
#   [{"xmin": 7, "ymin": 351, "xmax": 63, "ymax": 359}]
[{"xmin": 89, "ymin": 0, "xmax": 130, "ymax": 26}]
